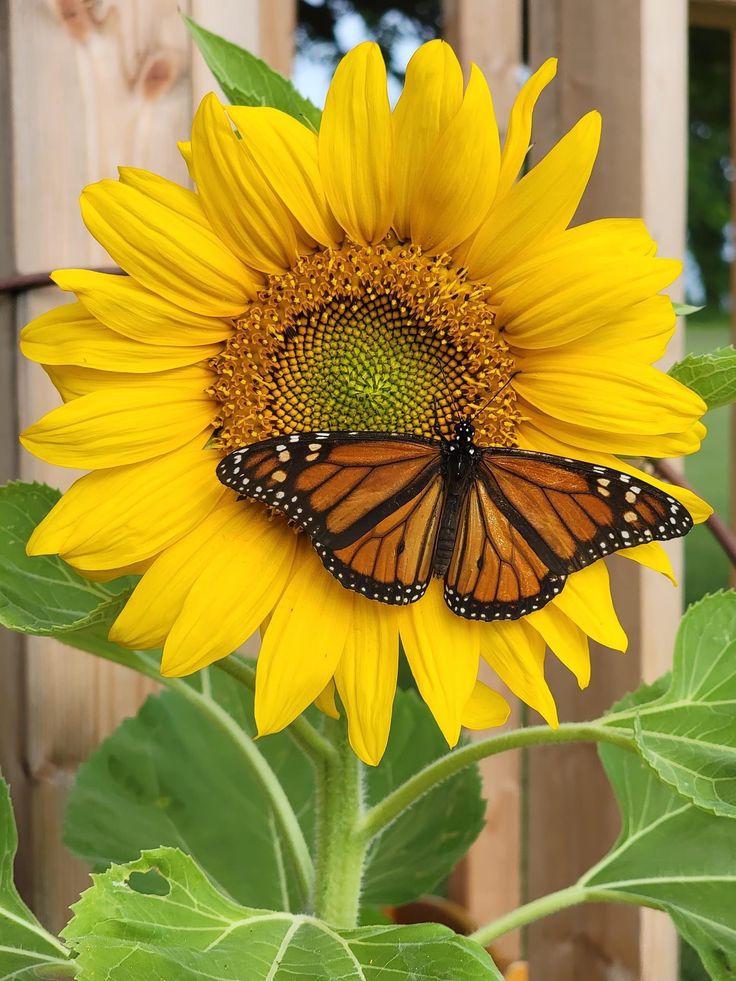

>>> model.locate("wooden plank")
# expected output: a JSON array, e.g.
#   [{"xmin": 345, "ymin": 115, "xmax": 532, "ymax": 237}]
[
  {"xmin": 526, "ymin": 2, "xmax": 685, "ymax": 979},
  {"xmin": 5, "ymin": 0, "xmax": 295, "ymax": 932},
  {"xmin": 691, "ymin": 0, "xmax": 736, "ymax": 30},
  {"xmin": 443, "ymin": 0, "xmax": 523, "ymax": 131},
  {"xmin": 0, "ymin": 0, "xmax": 30, "ymax": 906},
  {"xmin": 441, "ymin": 1, "xmax": 525, "ymax": 968}
]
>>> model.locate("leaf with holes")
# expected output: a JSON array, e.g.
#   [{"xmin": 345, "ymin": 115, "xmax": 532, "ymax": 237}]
[
  {"xmin": 604, "ymin": 591, "xmax": 736, "ymax": 819},
  {"xmin": 0, "ymin": 775, "xmax": 72, "ymax": 978},
  {"xmin": 62, "ymin": 847, "xmax": 502, "ymax": 980},
  {"xmin": 184, "ymin": 16, "xmax": 322, "ymax": 129},
  {"xmin": 669, "ymin": 346, "xmax": 736, "ymax": 409}
]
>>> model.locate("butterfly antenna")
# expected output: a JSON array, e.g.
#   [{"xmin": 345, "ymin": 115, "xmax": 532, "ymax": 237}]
[{"xmin": 471, "ymin": 371, "xmax": 520, "ymax": 420}]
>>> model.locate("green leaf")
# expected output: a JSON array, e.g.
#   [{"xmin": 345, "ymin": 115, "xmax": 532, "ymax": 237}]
[
  {"xmin": 673, "ymin": 302, "xmax": 704, "ymax": 316},
  {"xmin": 65, "ymin": 681, "xmax": 485, "ymax": 910},
  {"xmin": 64, "ymin": 668, "xmax": 315, "ymax": 913},
  {"xmin": 0, "ymin": 774, "xmax": 72, "ymax": 978},
  {"xmin": 183, "ymin": 15, "xmax": 322, "ymax": 130},
  {"xmin": 363, "ymin": 690, "xmax": 486, "ymax": 905},
  {"xmin": 584, "ymin": 680, "xmax": 736, "ymax": 979},
  {"xmin": 605, "ymin": 591, "xmax": 736, "ymax": 819},
  {"xmin": 0, "ymin": 481, "xmax": 134, "ymax": 635},
  {"xmin": 63, "ymin": 847, "xmax": 502, "ymax": 980},
  {"xmin": 669, "ymin": 346, "xmax": 736, "ymax": 408}
]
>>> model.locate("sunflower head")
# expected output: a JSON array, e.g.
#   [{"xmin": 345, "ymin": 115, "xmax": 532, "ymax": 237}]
[{"xmin": 19, "ymin": 39, "xmax": 710, "ymax": 765}]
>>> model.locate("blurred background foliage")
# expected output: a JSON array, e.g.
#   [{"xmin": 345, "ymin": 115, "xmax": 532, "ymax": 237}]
[{"xmin": 295, "ymin": 8, "xmax": 732, "ymax": 978}]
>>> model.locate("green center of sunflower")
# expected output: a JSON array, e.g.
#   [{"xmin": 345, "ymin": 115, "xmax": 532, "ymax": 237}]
[{"xmin": 209, "ymin": 241, "xmax": 520, "ymax": 450}]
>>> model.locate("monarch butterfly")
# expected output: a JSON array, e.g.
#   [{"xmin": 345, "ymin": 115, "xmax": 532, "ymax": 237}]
[{"xmin": 216, "ymin": 420, "xmax": 693, "ymax": 622}]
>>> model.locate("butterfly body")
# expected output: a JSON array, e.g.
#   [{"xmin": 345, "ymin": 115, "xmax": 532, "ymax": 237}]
[
  {"xmin": 433, "ymin": 419, "xmax": 481, "ymax": 576},
  {"xmin": 216, "ymin": 422, "xmax": 692, "ymax": 621}
]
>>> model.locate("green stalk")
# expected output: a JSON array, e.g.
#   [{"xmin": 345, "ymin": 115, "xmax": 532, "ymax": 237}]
[
  {"xmin": 356, "ymin": 723, "xmax": 636, "ymax": 843},
  {"xmin": 470, "ymin": 886, "xmax": 661, "ymax": 947},
  {"xmin": 313, "ymin": 718, "xmax": 368, "ymax": 928}
]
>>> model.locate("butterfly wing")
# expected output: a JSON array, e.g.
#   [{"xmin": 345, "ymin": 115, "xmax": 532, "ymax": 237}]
[
  {"xmin": 217, "ymin": 432, "xmax": 445, "ymax": 603},
  {"xmin": 443, "ymin": 449, "xmax": 693, "ymax": 621}
]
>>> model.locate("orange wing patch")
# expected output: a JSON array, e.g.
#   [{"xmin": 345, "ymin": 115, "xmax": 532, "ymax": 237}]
[{"xmin": 445, "ymin": 479, "xmax": 556, "ymax": 618}]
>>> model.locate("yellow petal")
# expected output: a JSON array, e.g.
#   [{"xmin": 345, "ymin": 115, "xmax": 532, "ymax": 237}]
[
  {"xmin": 255, "ymin": 547, "xmax": 354, "ymax": 735},
  {"xmin": 314, "ymin": 680, "xmax": 341, "ymax": 720},
  {"xmin": 554, "ymin": 295, "xmax": 675, "ymax": 364},
  {"xmin": 228, "ymin": 105, "xmax": 342, "ymax": 249},
  {"xmin": 553, "ymin": 562, "xmax": 628, "ymax": 652},
  {"xmin": 515, "ymin": 355, "xmax": 706, "ymax": 437},
  {"xmin": 20, "ymin": 302, "xmax": 220, "ymax": 372},
  {"xmin": 81, "ymin": 179, "xmax": 257, "ymax": 317},
  {"xmin": 319, "ymin": 42, "xmax": 393, "ymax": 245},
  {"xmin": 52, "ymin": 270, "xmax": 233, "ymax": 346},
  {"xmin": 161, "ymin": 508, "xmax": 296, "ymax": 676},
  {"xmin": 177, "ymin": 140, "xmax": 195, "ymax": 179},
  {"xmin": 526, "ymin": 604, "xmax": 590, "ymax": 688},
  {"xmin": 43, "ymin": 364, "xmax": 209, "ymax": 402},
  {"xmin": 20, "ymin": 382, "xmax": 213, "ymax": 469},
  {"xmin": 520, "ymin": 408, "xmax": 707, "ymax": 459},
  {"xmin": 334, "ymin": 597, "xmax": 398, "ymax": 766},
  {"xmin": 27, "ymin": 440, "xmax": 224, "ymax": 570},
  {"xmin": 516, "ymin": 418, "xmax": 712, "ymax": 518},
  {"xmin": 398, "ymin": 579, "xmax": 480, "ymax": 748},
  {"xmin": 392, "ymin": 40, "xmax": 463, "ymax": 240},
  {"xmin": 411, "ymin": 64, "xmax": 501, "ymax": 254},
  {"xmin": 481, "ymin": 619, "xmax": 558, "ymax": 727},
  {"xmin": 110, "ymin": 501, "xmax": 241, "ymax": 650},
  {"xmin": 118, "ymin": 166, "xmax": 211, "ymax": 228},
  {"xmin": 461, "ymin": 681, "xmax": 510, "ymax": 730},
  {"xmin": 191, "ymin": 94, "xmax": 298, "ymax": 273},
  {"xmin": 496, "ymin": 58, "xmax": 557, "ymax": 200},
  {"xmin": 463, "ymin": 111, "xmax": 601, "ymax": 280},
  {"xmin": 617, "ymin": 541, "xmax": 677, "ymax": 585},
  {"xmin": 497, "ymin": 249, "xmax": 680, "ymax": 350},
  {"xmin": 80, "ymin": 558, "xmax": 153, "ymax": 583}
]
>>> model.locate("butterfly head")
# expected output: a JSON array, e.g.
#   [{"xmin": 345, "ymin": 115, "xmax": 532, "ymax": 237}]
[{"xmin": 453, "ymin": 418, "xmax": 476, "ymax": 448}]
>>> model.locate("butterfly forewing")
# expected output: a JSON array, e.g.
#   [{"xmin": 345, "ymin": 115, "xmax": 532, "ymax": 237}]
[
  {"xmin": 480, "ymin": 450, "xmax": 692, "ymax": 569},
  {"xmin": 216, "ymin": 432, "xmax": 445, "ymax": 603}
]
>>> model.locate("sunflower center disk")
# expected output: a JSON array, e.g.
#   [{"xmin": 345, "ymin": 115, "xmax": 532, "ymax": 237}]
[{"xmin": 209, "ymin": 242, "xmax": 520, "ymax": 449}]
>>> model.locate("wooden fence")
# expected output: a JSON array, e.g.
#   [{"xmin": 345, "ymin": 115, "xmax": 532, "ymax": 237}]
[{"xmin": 0, "ymin": 1, "xmax": 730, "ymax": 977}]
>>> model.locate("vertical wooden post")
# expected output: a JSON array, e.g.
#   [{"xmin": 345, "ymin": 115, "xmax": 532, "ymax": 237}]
[
  {"xmin": 0, "ymin": 0, "xmax": 29, "ymax": 903},
  {"xmin": 525, "ymin": 2, "xmax": 686, "ymax": 979},
  {"xmin": 2, "ymin": 0, "xmax": 294, "ymax": 932},
  {"xmin": 442, "ymin": 1, "xmax": 525, "ymax": 970}
]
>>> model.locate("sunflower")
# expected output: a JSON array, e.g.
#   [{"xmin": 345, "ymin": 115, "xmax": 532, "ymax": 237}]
[{"xmin": 20, "ymin": 41, "xmax": 709, "ymax": 765}]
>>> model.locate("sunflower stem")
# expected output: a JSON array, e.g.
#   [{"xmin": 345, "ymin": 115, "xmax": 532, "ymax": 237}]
[
  {"xmin": 313, "ymin": 717, "xmax": 368, "ymax": 928},
  {"xmin": 356, "ymin": 722, "xmax": 636, "ymax": 843},
  {"xmin": 469, "ymin": 885, "xmax": 661, "ymax": 947}
]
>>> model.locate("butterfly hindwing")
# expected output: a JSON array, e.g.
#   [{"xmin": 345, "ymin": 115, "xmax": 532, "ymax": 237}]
[
  {"xmin": 216, "ymin": 432, "xmax": 445, "ymax": 603},
  {"xmin": 443, "ymin": 474, "xmax": 566, "ymax": 621}
]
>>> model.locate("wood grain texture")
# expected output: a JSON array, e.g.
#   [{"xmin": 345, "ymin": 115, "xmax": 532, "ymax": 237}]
[
  {"xmin": 4, "ymin": 0, "xmax": 295, "ymax": 932},
  {"xmin": 526, "ymin": 2, "xmax": 685, "ymax": 979},
  {"xmin": 441, "ymin": 2, "xmax": 524, "ymax": 966},
  {"xmin": 443, "ymin": 0, "xmax": 523, "ymax": 133}
]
